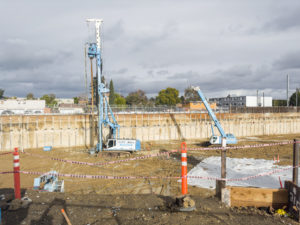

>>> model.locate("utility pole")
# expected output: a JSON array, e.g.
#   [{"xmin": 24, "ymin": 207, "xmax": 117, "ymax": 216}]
[
  {"xmin": 287, "ymin": 74, "xmax": 289, "ymax": 107},
  {"xmin": 263, "ymin": 92, "xmax": 265, "ymax": 107}
]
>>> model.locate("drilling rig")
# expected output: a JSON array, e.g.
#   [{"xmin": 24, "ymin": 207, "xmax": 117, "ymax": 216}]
[{"xmin": 86, "ymin": 19, "xmax": 141, "ymax": 152}]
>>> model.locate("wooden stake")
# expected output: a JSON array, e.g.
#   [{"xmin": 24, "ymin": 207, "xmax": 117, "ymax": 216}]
[{"xmin": 61, "ymin": 209, "xmax": 72, "ymax": 225}]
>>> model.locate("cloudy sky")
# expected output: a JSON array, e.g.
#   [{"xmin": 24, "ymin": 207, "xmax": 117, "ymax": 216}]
[{"xmin": 1, "ymin": 0, "xmax": 300, "ymax": 99}]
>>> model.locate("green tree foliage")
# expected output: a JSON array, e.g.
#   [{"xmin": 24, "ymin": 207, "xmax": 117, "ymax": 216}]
[
  {"xmin": 73, "ymin": 97, "xmax": 79, "ymax": 104},
  {"xmin": 109, "ymin": 79, "xmax": 115, "ymax": 104},
  {"xmin": 26, "ymin": 93, "xmax": 34, "ymax": 100},
  {"xmin": 273, "ymin": 99, "xmax": 287, "ymax": 106},
  {"xmin": 184, "ymin": 87, "xmax": 200, "ymax": 103},
  {"xmin": 114, "ymin": 93, "xmax": 126, "ymax": 105},
  {"xmin": 180, "ymin": 96, "xmax": 185, "ymax": 104},
  {"xmin": 0, "ymin": 89, "xmax": 4, "ymax": 99},
  {"xmin": 289, "ymin": 89, "xmax": 300, "ymax": 106},
  {"xmin": 126, "ymin": 90, "xmax": 148, "ymax": 106},
  {"xmin": 155, "ymin": 87, "xmax": 180, "ymax": 105},
  {"xmin": 40, "ymin": 94, "xmax": 57, "ymax": 107}
]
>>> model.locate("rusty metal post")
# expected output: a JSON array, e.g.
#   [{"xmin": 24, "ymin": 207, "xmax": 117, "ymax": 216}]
[
  {"xmin": 216, "ymin": 138, "xmax": 227, "ymax": 198},
  {"xmin": 221, "ymin": 138, "xmax": 227, "ymax": 189},
  {"xmin": 293, "ymin": 139, "xmax": 300, "ymax": 185}
]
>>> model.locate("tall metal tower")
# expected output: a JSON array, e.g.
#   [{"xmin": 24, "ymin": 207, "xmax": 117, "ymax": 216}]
[{"xmin": 86, "ymin": 19, "xmax": 120, "ymax": 152}]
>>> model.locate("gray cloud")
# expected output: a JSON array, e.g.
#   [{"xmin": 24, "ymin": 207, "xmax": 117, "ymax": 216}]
[
  {"xmin": 263, "ymin": 11, "xmax": 300, "ymax": 32},
  {"xmin": 273, "ymin": 51, "xmax": 300, "ymax": 70},
  {"xmin": 1, "ymin": 0, "xmax": 300, "ymax": 100}
]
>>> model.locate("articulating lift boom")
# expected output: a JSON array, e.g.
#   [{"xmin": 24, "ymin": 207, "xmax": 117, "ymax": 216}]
[{"xmin": 193, "ymin": 86, "xmax": 237, "ymax": 145}]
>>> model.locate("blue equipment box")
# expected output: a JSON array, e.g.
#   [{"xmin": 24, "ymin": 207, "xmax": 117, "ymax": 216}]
[{"xmin": 43, "ymin": 146, "xmax": 52, "ymax": 151}]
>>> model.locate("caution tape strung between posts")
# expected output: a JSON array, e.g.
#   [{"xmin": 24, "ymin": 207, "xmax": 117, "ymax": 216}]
[
  {"xmin": 2, "ymin": 141, "xmax": 298, "ymax": 170},
  {"xmin": 23, "ymin": 150, "xmax": 177, "ymax": 167},
  {"xmin": 0, "ymin": 171, "xmax": 14, "ymax": 174},
  {"xmin": 0, "ymin": 164, "xmax": 298, "ymax": 182},
  {"xmin": 15, "ymin": 141, "xmax": 297, "ymax": 167},
  {"xmin": 0, "ymin": 151, "xmax": 13, "ymax": 156},
  {"xmin": 187, "ymin": 140, "xmax": 296, "ymax": 151}
]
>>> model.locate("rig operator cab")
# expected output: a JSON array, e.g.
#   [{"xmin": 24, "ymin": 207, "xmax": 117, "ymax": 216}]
[{"xmin": 105, "ymin": 139, "xmax": 141, "ymax": 152}]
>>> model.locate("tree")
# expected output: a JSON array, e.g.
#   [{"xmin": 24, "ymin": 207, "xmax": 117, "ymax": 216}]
[
  {"xmin": 73, "ymin": 97, "xmax": 79, "ymax": 104},
  {"xmin": 289, "ymin": 89, "xmax": 300, "ymax": 106},
  {"xmin": 114, "ymin": 93, "xmax": 126, "ymax": 105},
  {"xmin": 273, "ymin": 99, "xmax": 287, "ymax": 106},
  {"xmin": 109, "ymin": 79, "xmax": 115, "ymax": 104},
  {"xmin": 0, "ymin": 89, "xmax": 4, "ymax": 99},
  {"xmin": 26, "ymin": 93, "xmax": 34, "ymax": 100},
  {"xmin": 40, "ymin": 94, "xmax": 57, "ymax": 107},
  {"xmin": 184, "ymin": 87, "xmax": 200, "ymax": 103},
  {"xmin": 126, "ymin": 90, "xmax": 148, "ymax": 106},
  {"xmin": 155, "ymin": 87, "xmax": 180, "ymax": 105}
]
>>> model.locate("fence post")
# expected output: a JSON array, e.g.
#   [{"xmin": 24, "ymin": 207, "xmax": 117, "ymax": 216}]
[
  {"xmin": 293, "ymin": 139, "xmax": 300, "ymax": 185},
  {"xmin": 181, "ymin": 142, "xmax": 188, "ymax": 195},
  {"xmin": 221, "ymin": 138, "xmax": 227, "ymax": 188},
  {"xmin": 13, "ymin": 147, "xmax": 21, "ymax": 199},
  {"xmin": 216, "ymin": 138, "xmax": 227, "ymax": 198}
]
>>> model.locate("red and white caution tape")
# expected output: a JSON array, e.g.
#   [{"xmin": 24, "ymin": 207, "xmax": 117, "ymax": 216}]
[
  {"xmin": 187, "ymin": 140, "xmax": 295, "ymax": 151},
  {"xmin": 23, "ymin": 150, "xmax": 177, "ymax": 167},
  {"xmin": 13, "ymin": 141, "xmax": 296, "ymax": 168},
  {"xmin": 0, "ymin": 164, "xmax": 295, "ymax": 182},
  {"xmin": 0, "ymin": 171, "xmax": 14, "ymax": 174},
  {"xmin": 0, "ymin": 151, "xmax": 13, "ymax": 156},
  {"xmin": 19, "ymin": 170, "xmax": 181, "ymax": 180}
]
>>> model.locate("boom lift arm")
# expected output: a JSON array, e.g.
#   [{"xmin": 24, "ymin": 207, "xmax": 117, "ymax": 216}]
[{"xmin": 193, "ymin": 86, "xmax": 237, "ymax": 145}]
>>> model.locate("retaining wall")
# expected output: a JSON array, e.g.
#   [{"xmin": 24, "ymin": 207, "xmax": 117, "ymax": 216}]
[{"xmin": 0, "ymin": 112, "xmax": 300, "ymax": 151}]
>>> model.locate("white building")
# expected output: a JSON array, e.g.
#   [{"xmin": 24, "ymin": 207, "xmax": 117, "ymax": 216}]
[
  {"xmin": 0, "ymin": 99, "xmax": 46, "ymax": 114},
  {"xmin": 56, "ymin": 98, "xmax": 74, "ymax": 105},
  {"xmin": 58, "ymin": 104, "xmax": 84, "ymax": 114},
  {"xmin": 209, "ymin": 95, "xmax": 272, "ymax": 107}
]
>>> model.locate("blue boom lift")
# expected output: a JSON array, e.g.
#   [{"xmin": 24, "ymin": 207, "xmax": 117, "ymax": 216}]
[
  {"xmin": 193, "ymin": 86, "xmax": 237, "ymax": 145},
  {"xmin": 86, "ymin": 19, "xmax": 141, "ymax": 152}
]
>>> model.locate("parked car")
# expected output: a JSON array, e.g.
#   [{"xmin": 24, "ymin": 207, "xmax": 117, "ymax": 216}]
[
  {"xmin": 24, "ymin": 110, "xmax": 33, "ymax": 114},
  {"xmin": 1, "ymin": 110, "xmax": 14, "ymax": 115}
]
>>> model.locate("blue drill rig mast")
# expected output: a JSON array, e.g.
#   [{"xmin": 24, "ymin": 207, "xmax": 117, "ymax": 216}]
[{"xmin": 86, "ymin": 19, "xmax": 120, "ymax": 152}]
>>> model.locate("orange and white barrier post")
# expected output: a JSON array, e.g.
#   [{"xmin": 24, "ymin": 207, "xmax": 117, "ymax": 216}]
[
  {"xmin": 13, "ymin": 147, "xmax": 21, "ymax": 199},
  {"xmin": 181, "ymin": 142, "xmax": 188, "ymax": 195}
]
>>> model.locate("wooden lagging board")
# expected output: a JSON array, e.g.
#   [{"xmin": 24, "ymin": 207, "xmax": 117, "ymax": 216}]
[{"xmin": 227, "ymin": 186, "xmax": 288, "ymax": 208}]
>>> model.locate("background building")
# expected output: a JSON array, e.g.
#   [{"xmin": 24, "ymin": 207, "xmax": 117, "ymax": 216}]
[
  {"xmin": 58, "ymin": 104, "xmax": 85, "ymax": 114},
  {"xmin": 0, "ymin": 99, "xmax": 45, "ymax": 114},
  {"xmin": 56, "ymin": 98, "xmax": 74, "ymax": 105},
  {"xmin": 182, "ymin": 101, "xmax": 217, "ymax": 111},
  {"xmin": 209, "ymin": 95, "xmax": 272, "ymax": 107}
]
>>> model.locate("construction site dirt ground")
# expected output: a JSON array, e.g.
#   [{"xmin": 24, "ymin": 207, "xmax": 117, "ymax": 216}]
[{"xmin": 1, "ymin": 134, "xmax": 300, "ymax": 224}]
